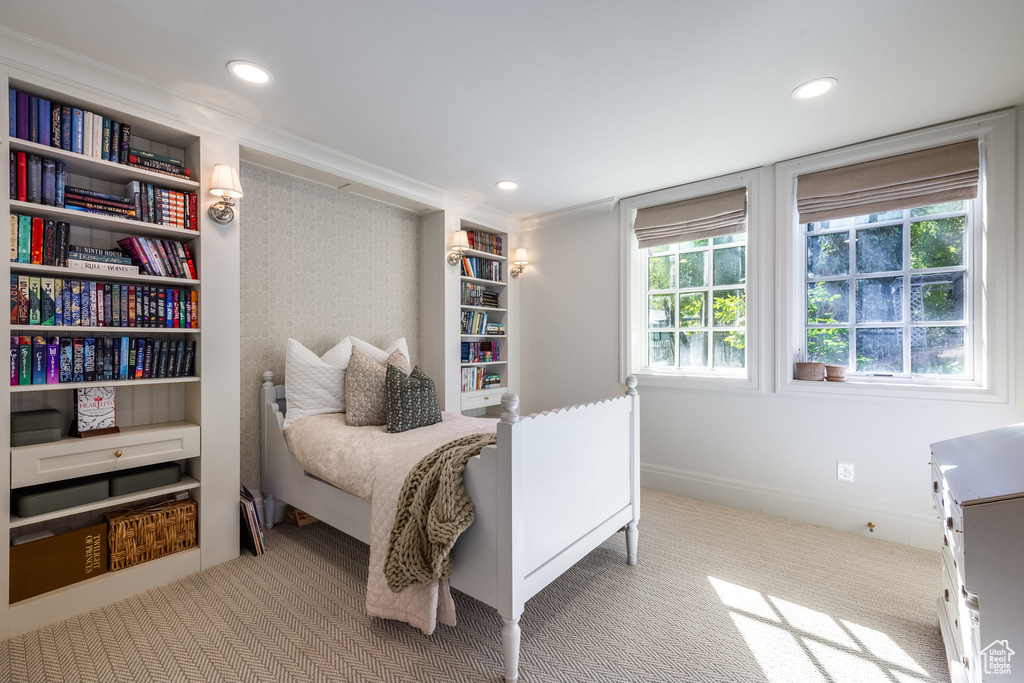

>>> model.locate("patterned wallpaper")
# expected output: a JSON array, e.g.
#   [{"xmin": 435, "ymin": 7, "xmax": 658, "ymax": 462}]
[{"xmin": 239, "ymin": 165, "xmax": 421, "ymax": 490}]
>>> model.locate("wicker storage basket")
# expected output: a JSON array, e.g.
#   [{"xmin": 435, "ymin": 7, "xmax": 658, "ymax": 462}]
[{"xmin": 105, "ymin": 498, "xmax": 197, "ymax": 571}]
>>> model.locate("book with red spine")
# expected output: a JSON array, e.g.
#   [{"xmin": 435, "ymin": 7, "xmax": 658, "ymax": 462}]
[
  {"xmin": 180, "ymin": 241, "xmax": 198, "ymax": 279},
  {"xmin": 30, "ymin": 217, "xmax": 44, "ymax": 265},
  {"xmin": 15, "ymin": 152, "xmax": 27, "ymax": 202}
]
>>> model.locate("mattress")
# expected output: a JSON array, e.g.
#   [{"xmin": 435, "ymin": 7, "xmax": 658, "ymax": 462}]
[{"xmin": 282, "ymin": 412, "xmax": 497, "ymax": 501}]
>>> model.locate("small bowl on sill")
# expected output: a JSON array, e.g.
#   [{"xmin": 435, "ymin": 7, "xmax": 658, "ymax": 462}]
[{"xmin": 826, "ymin": 365, "xmax": 848, "ymax": 382}]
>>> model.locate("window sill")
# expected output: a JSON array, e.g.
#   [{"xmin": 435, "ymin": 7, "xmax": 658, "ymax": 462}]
[
  {"xmin": 777, "ymin": 374, "xmax": 1008, "ymax": 404},
  {"xmin": 634, "ymin": 369, "xmax": 760, "ymax": 392}
]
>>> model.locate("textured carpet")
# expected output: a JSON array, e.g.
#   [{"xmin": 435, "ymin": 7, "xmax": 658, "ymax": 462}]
[{"xmin": 0, "ymin": 490, "xmax": 948, "ymax": 682}]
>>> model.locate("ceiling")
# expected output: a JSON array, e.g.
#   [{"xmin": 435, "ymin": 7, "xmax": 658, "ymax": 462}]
[{"xmin": 3, "ymin": 1, "xmax": 1024, "ymax": 220}]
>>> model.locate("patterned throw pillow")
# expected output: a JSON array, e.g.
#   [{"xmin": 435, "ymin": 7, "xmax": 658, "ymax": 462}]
[
  {"xmin": 345, "ymin": 347, "xmax": 411, "ymax": 426},
  {"xmin": 385, "ymin": 365, "xmax": 443, "ymax": 433}
]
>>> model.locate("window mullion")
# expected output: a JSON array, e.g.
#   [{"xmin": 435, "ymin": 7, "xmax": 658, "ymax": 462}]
[{"xmin": 903, "ymin": 212, "xmax": 912, "ymax": 375}]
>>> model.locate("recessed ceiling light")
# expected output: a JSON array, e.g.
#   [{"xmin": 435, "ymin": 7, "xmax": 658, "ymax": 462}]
[
  {"xmin": 227, "ymin": 60, "xmax": 273, "ymax": 85},
  {"xmin": 792, "ymin": 77, "xmax": 837, "ymax": 100},
  {"xmin": 496, "ymin": 180, "xmax": 518, "ymax": 190}
]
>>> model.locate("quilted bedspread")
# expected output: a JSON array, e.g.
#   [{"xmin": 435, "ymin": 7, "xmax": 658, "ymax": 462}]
[{"xmin": 284, "ymin": 412, "xmax": 497, "ymax": 633}]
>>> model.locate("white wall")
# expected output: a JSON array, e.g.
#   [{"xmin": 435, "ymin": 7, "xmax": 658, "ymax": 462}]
[{"xmin": 519, "ymin": 106, "xmax": 1024, "ymax": 549}]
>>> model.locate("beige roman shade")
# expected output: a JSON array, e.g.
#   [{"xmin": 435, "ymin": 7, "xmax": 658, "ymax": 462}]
[
  {"xmin": 632, "ymin": 188, "xmax": 747, "ymax": 250},
  {"xmin": 797, "ymin": 140, "xmax": 979, "ymax": 224}
]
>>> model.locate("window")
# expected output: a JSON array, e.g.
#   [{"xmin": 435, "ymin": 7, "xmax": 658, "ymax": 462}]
[
  {"xmin": 804, "ymin": 201, "xmax": 971, "ymax": 377},
  {"xmin": 644, "ymin": 234, "xmax": 747, "ymax": 370},
  {"xmin": 622, "ymin": 170, "xmax": 760, "ymax": 389},
  {"xmin": 775, "ymin": 109, "xmax": 1015, "ymax": 402}
]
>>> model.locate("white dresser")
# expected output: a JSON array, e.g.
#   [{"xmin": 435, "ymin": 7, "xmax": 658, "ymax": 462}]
[{"xmin": 930, "ymin": 425, "xmax": 1024, "ymax": 682}]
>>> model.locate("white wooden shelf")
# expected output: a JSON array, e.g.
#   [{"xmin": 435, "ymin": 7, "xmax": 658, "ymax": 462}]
[
  {"xmin": 9, "ymin": 200, "xmax": 199, "ymax": 240},
  {"xmin": 11, "ymin": 325, "xmax": 200, "ymax": 334},
  {"xmin": 460, "ymin": 305, "xmax": 506, "ymax": 313},
  {"xmin": 10, "ymin": 476, "xmax": 199, "ymax": 528},
  {"xmin": 461, "ymin": 334, "xmax": 507, "ymax": 339},
  {"xmin": 9, "ymin": 139, "xmax": 200, "ymax": 192},
  {"xmin": 461, "ymin": 361, "xmax": 507, "ymax": 367},
  {"xmin": 11, "ymin": 262, "xmax": 198, "ymax": 287},
  {"xmin": 462, "ymin": 247, "xmax": 507, "ymax": 261},
  {"xmin": 11, "ymin": 377, "xmax": 199, "ymax": 393},
  {"xmin": 461, "ymin": 275, "xmax": 506, "ymax": 287}
]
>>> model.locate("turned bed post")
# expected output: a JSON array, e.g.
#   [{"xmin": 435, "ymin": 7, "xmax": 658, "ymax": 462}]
[
  {"xmin": 261, "ymin": 371, "xmax": 277, "ymax": 529},
  {"xmin": 625, "ymin": 375, "xmax": 639, "ymax": 565},
  {"xmin": 498, "ymin": 391, "xmax": 524, "ymax": 683}
]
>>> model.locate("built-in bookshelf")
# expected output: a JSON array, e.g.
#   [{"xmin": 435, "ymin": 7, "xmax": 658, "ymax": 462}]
[
  {"xmin": 420, "ymin": 213, "xmax": 517, "ymax": 417},
  {"xmin": 1, "ymin": 69, "xmax": 239, "ymax": 637}
]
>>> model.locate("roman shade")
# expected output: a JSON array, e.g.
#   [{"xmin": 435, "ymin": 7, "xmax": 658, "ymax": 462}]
[
  {"xmin": 632, "ymin": 188, "xmax": 747, "ymax": 249},
  {"xmin": 797, "ymin": 140, "xmax": 980, "ymax": 224}
]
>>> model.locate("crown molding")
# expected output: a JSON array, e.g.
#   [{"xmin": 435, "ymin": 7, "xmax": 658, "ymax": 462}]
[
  {"xmin": 0, "ymin": 27, "xmax": 515, "ymax": 229},
  {"xmin": 518, "ymin": 197, "xmax": 618, "ymax": 231}
]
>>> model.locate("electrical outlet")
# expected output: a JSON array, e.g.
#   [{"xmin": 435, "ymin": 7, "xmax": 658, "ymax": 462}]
[{"xmin": 837, "ymin": 461, "xmax": 855, "ymax": 483}]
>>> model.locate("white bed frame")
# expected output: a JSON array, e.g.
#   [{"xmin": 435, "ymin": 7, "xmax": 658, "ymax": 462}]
[{"xmin": 260, "ymin": 372, "xmax": 640, "ymax": 683}]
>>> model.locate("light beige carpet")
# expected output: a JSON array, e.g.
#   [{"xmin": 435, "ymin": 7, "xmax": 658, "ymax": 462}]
[{"xmin": 0, "ymin": 490, "xmax": 948, "ymax": 682}]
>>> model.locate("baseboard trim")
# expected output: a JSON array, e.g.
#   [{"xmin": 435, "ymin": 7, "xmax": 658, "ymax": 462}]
[{"xmin": 641, "ymin": 463, "xmax": 939, "ymax": 550}]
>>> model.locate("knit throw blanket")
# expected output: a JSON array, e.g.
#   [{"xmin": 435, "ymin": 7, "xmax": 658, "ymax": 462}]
[{"xmin": 384, "ymin": 432, "xmax": 498, "ymax": 593}]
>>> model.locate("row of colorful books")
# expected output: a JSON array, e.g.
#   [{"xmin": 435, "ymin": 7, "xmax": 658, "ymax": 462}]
[
  {"xmin": 11, "ymin": 335, "xmax": 196, "ymax": 386},
  {"xmin": 460, "ymin": 367, "xmax": 502, "ymax": 392},
  {"xmin": 467, "ymin": 230, "xmax": 503, "ymax": 257},
  {"xmin": 460, "ymin": 282, "xmax": 501, "ymax": 308},
  {"xmin": 116, "ymin": 236, "xmax": 197, "ymax": 278},
  {"xmin": 460, "ymin": 256, "xmax": 503, "ymax": 282},
  {"xmin": 8, "ymin": 88, "xmax": 192, "ymax": 179},
  {"xmin": 461, "ymin": 341, "xmax": 501, "ymax": 364},
  {"xmin": 461, "ymin": 310, "xmax": 490, "ymax": 335},
  {"xmin": 9, "ymin": 152, "xmax": 199, "ymax": 230},
  {"xmin": 9, "ymin": 214, "xmax": 70, "ymax": 266},
  {"xmin": 11, "ymin": 276, "xmax": 199, "ymax": 329}
]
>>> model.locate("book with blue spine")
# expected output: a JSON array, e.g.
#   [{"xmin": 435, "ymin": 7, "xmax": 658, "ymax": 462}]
[
  {"xmin": 71, "ymin": 108, "xmax": 84, "ymax": 154},
  {"xmin": 7, "ymin": 88, "xmax": 14, "ymax": 138},
  {"xmin": 133, "ymin": 338, "xmax": 144, "ymax": 378},
  {"xmin": 83, "ymin": 337, "xmax": 95, "ymax": 382},
  {"xmin": 59, "ymin": 337, "xmax": 72, "ymax": 382},
  {"xmin": 60, "ymin": 106, "xmax": 72, "ymax": 150},
  {"xmin": 110, "ymin": 121, "xmax": 120, "ymax": 163},
  {"xmin": 38, "ymin": 99, "xmax": 51, "ymax": 147},
  {"xmin": 46, "ymin": 337, "xmax": 59, "ymax": 384},
  {"xmin": 101, "ymin": 118, "xmax": 111, "ymax": 161},
  {"xmin": 32, "ymin": 335, "xmax": 46, "ymax": 384},
  {"xmin": 55, "ymin": 161, "xmax": 66, "ymax": 208},
  {"xmin": 80, "ymin": 281, "xmax": 90, "ymax": 326},
  {"xmin": 54, "ymin": 278, "xmax": 63, "ymax": 326},
  {"xmin": 41, "ymin": 159, "xmax": 56, "ymax": 206},
  {"xmin": 70, "ymin": 280, "xmax": 82, "ymax": 326},
  {"xmin": 62, "ymin": 279, "xmax": 71, "ymax": 327}
]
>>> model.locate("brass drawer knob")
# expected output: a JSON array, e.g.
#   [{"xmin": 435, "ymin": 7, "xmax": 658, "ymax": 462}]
[
  {"xmin": 114, "ymin": 450, "xmax": 122, "ymax": 458},
  {"xmin": 933, "ymin": 481, "xmax": 939, "ymax": 493}
]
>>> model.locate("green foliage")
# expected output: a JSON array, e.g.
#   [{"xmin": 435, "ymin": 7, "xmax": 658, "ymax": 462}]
[
  {"xmin": 713, "ymin": 292, "xmax": 745, "ymax": 350},
  {"xmin": 910, "ymin": 216, "xmax": 964, "ymax": 269}
]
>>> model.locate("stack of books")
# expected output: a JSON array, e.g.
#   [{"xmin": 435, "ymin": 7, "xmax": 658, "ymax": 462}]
[
  {"xmin": 240, "ymin": 486, "xmax": 267, "ymax": 556},
  {"xmin": 460, "ymin": 282, "xmax": 501, "ymax": 308},
  {"xmin": 467, "ymin": 230, "xmax": 503, "ymax": 256},
  {"xmin": 117, "ymin": 237, "xmax": 197, "ymax": 278},
  {"xmin": 460, "ymin": 256, "xmax": 503, "ymax": 282}
]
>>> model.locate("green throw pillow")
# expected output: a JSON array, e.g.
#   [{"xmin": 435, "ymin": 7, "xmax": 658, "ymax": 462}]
[{"xmin": 385, "ymin": 365, "xmax": 442, "ymax": 433}]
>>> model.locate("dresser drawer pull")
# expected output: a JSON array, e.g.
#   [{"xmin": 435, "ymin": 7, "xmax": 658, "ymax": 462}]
[
  {"xmin": 114, "ymin": 450, "xmax": 123, "ymax": 458},
  {"xmin": 963, "ymin": 657, "xmax": 969, "ymax": 670},
  {"xmin": 944, "ymin": 589, "xmax": 950, "ymax": 602},
  {"xmin": 933, "ymin": 481, "xmax": 939, "ymax": 493},
  {"xmin": 946, "ymin": 516, "xmax": 954, "ymax": 529}
]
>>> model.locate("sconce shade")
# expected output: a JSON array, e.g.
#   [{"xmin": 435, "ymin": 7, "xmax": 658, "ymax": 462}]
[
  {"xmin": 209, "ymin": 164, "xmax": 244, "ymax": 199},
  {"xmin": 513, "ymin": 248, "xmax": 529, "ymax": 265},
  {"xmin": 452, "ymin": 230, "xmax": 470, "ymax": 250}
]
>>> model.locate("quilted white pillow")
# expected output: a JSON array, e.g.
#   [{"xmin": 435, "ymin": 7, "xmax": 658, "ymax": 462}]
[
  {"xmin": 283, "ymin": 338, "xmax": 350, "ymax": 428},
  {"xmin": 285, "ymin": 337, "xmax": 411, "ymax": 428}
]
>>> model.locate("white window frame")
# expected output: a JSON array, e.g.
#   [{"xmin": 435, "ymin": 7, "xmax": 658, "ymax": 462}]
[
  {"xmin": 621, "ymin": 169, "xmax": 763, "ymax": 391},
  {"xmin": 775, "ymin": 110, "xmax": 1016, "ymax": 403}
]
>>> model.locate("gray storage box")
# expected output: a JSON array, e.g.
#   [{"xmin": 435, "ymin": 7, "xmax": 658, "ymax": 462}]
[
  {"xmin": 109, "ymin": 462, "xmax": 182, "ymax": 497},
  {"xmin": 11, "ymin": 408, "xmax": 61, "ymax": 432},
  {"xmin": 12, "ymin": 475, "xmax": 109, "ymax": 518},
  {"xmin": 11, "ymin": 426, "xmax": 63, "ymax": 447}
]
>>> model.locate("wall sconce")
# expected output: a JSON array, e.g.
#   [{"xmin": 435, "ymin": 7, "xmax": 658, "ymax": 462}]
[
  {"xmin": 208, "ymin": 164, "xmax": 244, "ymax": 225},
  {"xmin": 511, "ymin": 248, "xmax": 529, "ymax": 278},
  {"xmin": 447, "ymin": 230, "xmax": 470, "ymax": 266}
]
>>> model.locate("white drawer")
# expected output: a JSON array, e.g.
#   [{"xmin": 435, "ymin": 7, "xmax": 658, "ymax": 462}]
[
  {"xmin": 462, "ymin": 390, "xmax": 504, "ymax": 411},
  {"xmin": 11, "ymin": 422, "xmax": 199, "ymax": 488}
]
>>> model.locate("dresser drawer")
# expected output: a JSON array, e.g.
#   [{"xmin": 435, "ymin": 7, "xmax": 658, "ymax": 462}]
[
  {"xmin": 11, "ymin": 422, "xmax": 199, "ymax": 488},
  {"xmin": 462, "ymin": 390, "xmax": 504, "ymax": 411}
]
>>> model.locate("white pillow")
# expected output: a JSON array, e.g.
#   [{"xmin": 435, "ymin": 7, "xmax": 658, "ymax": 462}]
[
  {"xmin": 283, "ymin": 338, "xmax": 350, "ymax": 428},
  {"xmin": 284, "ymin": 337, "xmax": 410, "ymax": 428}
]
